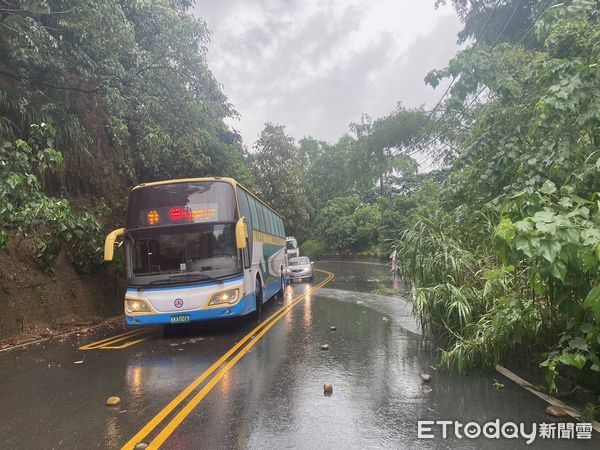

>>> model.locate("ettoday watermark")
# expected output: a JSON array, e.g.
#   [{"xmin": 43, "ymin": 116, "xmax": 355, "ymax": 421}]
[{"xmin": 417, "ymin": 420, "xmax": 593, "ymax": 444}]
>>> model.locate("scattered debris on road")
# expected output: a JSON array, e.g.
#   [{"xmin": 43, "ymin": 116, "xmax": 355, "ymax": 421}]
[
  {"xmin": 420, "ymin": 373, "xmax": 432, "ymax": 383},
  {"xmin": 323, "ymin": 384, "xmax": 333, "ymax": 396},
  {"xmin": 329, "ymin": 326, "xmax": 336, "ymax": 331},
  {"xmin": 545, "ymin": 405, "xmax": 567, "ymax": 417},
  {"xmin": 493, "ymin": 379, "xmax": 505, "ymax": 390},
  {"xmin": 169, "ymin": 337, "xmax": 204, "ymax": 347},
  {"xmin": 422, "ymin": 386, "xmax": 433, "ymax": 394},
  {"xmin": 134, "ymin": 443, "xmax": 148, "ymax": 449},
  {"xmin": 320, "ymin": 344, "xmax": 330, "ymax": 350},
  {"xmin": 106, "ymin": 396, "xmax": 121, "ymax": 406},
  {"xmin": 73, "ymin": 360, "xmax": 83, "ymax": 364}
]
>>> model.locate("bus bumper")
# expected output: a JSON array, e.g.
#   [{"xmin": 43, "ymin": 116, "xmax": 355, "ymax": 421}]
[{"xmin": 125, "ymin": 293, "xmax": 256, "ymax": 326}]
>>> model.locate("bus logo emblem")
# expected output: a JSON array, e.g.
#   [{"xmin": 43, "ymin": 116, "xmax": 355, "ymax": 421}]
[{"xmin": 174, "ymin": 298, "xmax": 184, "ymax": 308}]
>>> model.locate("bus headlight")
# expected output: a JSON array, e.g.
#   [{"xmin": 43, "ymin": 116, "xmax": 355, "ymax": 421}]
[
  {"xmin": 125, "ymin": 299, "xmax": 151, "ymax": 314},
  {"xmin": 208, "ymin": 289, "xmax": 240, "ymax": 306}
]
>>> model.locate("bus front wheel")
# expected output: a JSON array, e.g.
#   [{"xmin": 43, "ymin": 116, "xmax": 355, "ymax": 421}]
[
  {"xmin": 276, "ymin": 273, "xmax": 285, "ymax": 299},
  {"xmin": 253, "ymin": 278, "xmax": 263, "ymax": 319}
]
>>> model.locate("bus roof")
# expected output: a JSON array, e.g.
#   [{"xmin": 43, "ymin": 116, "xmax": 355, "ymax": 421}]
[
  {"xmin": 132, "ymin": 177, "xmax": 237, "ymax": 190},
  {"xmin": 131, "ymin": 177, "xmax": 283, "ymax": 219}
]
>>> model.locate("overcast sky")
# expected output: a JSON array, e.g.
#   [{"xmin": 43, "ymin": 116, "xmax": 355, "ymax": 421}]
[{"xmin": 193, "ymin": 0, "xmax": 462, "ymax": 147}]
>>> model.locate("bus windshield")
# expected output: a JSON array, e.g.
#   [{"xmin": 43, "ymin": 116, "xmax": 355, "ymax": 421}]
[
  {"xmin": 127, "ymin": 223, "xmax": 240, "ymax": 285},
  {"xmin": 124, "ymin": 181, "xmax": 241, "ymax": 286}
]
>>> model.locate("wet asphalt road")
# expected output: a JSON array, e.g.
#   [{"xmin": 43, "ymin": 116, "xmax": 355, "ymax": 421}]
[{"xmin": 0, "ymin": 261, "xmax": 598, "ymax": 449}]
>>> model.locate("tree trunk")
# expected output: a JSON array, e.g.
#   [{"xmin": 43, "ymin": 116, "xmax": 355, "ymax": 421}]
[{"xmin": 379, "ymin": 155, "xmax": 384, "ymax": 195}]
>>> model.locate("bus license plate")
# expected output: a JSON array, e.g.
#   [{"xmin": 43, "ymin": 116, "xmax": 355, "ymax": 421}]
[{"xmin": 170, "ymin": 314, "xmax": 191, "ymax": 324}]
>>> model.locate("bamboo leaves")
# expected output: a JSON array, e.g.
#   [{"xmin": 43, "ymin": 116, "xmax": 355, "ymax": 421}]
[
  {"xmin": 394, "ymin": 0, "xmax": 600, "ymax": 391},
  {"xmin": 584, "ymin": 286, "xmax": 600, "ymax": 322}
]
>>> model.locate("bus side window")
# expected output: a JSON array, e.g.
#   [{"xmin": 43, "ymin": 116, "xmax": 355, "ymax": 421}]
[
  {"xmin": 257, "ymin": 203, "xmax": 267, "ymax": 232},
  {"xmin": 249, "ymin": 195, "xmax": 260, "ymax": 230},
  {"xmin": 265, "ymin": 208, "xmax": 274, "ymax": 236},
  {"xmin": 269, "ymin": 211, "xmax": 277, "ymax": 236}
]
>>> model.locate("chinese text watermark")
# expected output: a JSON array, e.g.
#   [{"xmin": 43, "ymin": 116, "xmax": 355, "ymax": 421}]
[{"xmin": 417, "ymin": 420, "xmax": 593, "ymax": 444}]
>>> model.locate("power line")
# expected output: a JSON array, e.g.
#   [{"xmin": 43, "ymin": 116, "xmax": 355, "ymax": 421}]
[
  {"xmin": 401, "ymin": 0, "xmax": 504, "ymax": 152},
  {"xmin": 409, "ymin": 0, "xmax": 557, "ymax": 169},
  {"xmin": 396, "ymin": 0, "xmax": 504, "ymax": 158},
  {"xmin": 491, "ymin": 0, "xmax": 525, "ymax": 47}
]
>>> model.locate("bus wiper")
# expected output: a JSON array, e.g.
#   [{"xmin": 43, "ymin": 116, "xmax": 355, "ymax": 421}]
[
  {"xmin": 165, "ymin": 272, "xmax": 223, "ymax": 285},
  {"xmin": 142, "ymin": 272, "xmax": 222, "ymax": 288}
]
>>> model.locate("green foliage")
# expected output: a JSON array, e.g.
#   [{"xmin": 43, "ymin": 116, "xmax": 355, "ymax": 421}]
[
  {"xmin": 436, "ymin": 0, "xmax": 555, "ymax": 47},
  {"xmin": 0, "ymin": 1, "xmax": 251, "ymax": 280},
  {"xmin": 299, "ymin": 135, "xmax": 359, "ymax": 207},
  {"xmin": 352, "ymin": 105, "xmax": 426, "ymax": 194},
  {"xmin": 0, "ymin": 0, "xmax": 249, "ymax": 194},
  {"xmin": 581, "ymin": 403, "xmax": 600, "ymax": 423},
  {"xmin": 0, "ymin": 124, "xmax": 104, "ymax": 272},
  {"xmin": 378, "ymin": 178, "xmax": 444, "ymax": 253},
  {"xmin": 300, "ymin": 239, "xmax": 327, "ymax": 259},
  {"xmin": 250, "ymin": 124, "xmax": 310, "ymax": 234},
  {"xmin": 394, "ymin": 0, "xmax": 600, "ymax": 392},
  {"xmin": 314, "ymin": 195, "xmax": 381, "ymax": 253},
  {"xmin": 295, "ymin": 107, "xmax": 427, "ymax": 249}
]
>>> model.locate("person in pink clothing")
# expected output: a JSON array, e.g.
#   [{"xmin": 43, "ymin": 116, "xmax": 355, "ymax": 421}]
[{"xmin": 389, "ymin": 249, "xmax": 398, "ymax": 274}]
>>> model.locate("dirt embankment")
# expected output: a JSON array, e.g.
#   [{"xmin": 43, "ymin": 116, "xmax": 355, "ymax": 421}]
[
  {"xmin": 0, "ymin": 76, "xmax": 132, "ymax": 344},
  {"xmin": 0, "ymin": 242, "xmax": 124, "ymax": 341}
]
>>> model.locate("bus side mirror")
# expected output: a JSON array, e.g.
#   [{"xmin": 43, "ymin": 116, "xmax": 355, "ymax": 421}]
[
  {"xmin": 236, "ymin": 218, "xmax": 247, "ymax": 249},
  {"xmin": 104, "ymin": 228, "xmax": 125, "ymax": 261}
]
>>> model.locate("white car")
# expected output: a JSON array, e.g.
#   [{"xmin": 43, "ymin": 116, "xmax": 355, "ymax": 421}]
[{"xmin": 287, "ymin": 257, "xmax": 314, "ymax": 282}]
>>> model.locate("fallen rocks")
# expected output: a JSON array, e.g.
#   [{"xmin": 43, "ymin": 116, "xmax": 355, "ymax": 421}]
[
  {"xmin": 106, "ymin": 396, "xmax": 121, "ymax": 406},
  {"xmin": 323, "ymin": 384, "xmax": 333, "ymax": 396},
  {"xmin": 420, "ymin": 373, "xmax": 432, "ymax": 383},
  {"xmin": 329, "ymin": 326, "xmax": 336, "ymax": 331},
  {"xmin": 545, "ymin": 405, "xmax": 568, "ymax": 417},
  {"xmin": 422, "ymin": 386, "xmax": 433, "ymax": 394},
  {"xmin": 134, "ymin": 443, "xmax": 148, "ymax": 449},
  {"xmin": 320, "ymin": 344, "xmax": 330, "ymax": 351}
]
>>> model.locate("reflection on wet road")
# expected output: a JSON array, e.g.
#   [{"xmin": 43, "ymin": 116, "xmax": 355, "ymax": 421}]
[{"xmin": 0, "ymin": 261, "xmax": 597, "ymax": 449}]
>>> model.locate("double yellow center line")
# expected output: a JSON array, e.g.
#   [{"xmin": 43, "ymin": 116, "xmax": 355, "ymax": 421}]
[
  {"xmin": 122, "ymin": 269, "xmax": 335, "ymax": 449},
  {"xmin": 79, "ymin": 329, "xmax": 152, "ymax": 350}
]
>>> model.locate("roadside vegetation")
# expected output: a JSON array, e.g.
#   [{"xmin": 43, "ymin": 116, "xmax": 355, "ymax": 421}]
[
  {"xmin": 396, "ymin": 0, "xmax": 600, "ymax": 394},
  {"xmin": 0, "ymin": 0, "xmax": 249, "ymax": 270}
]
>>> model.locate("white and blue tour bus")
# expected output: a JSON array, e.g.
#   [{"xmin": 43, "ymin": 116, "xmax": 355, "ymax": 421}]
[{"xmin": 104, "ymin": 177, "xmax": 287, "ymax": 327}]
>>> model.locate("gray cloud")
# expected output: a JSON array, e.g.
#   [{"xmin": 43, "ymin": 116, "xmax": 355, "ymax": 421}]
[{"xmin": 194, "ymin": 1, "xmax": 461, "ymax": 145}]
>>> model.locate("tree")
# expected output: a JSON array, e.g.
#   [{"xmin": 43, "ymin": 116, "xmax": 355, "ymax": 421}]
[
  {"xmin": 299, "ymin": 135, "xmax": 359, "ymax": 208},
  {"xmin": 396, "ymin": 0, "xmax": 600, "ymax": 392},
  {"xmin": 436, "ymin": 0, "xmax": 557, "ymax": 48},
  {"xmin": 314, "ymin": 195, "xmax": 381, "ymax": 252},
  {"xmin": 0, "ymin": 0, "xmax": 249, "ymax": 196},
  {"xmin": 0, "ymin": 123, "xmax": 103, "ymax": 272},
  {"xmin": 357, "ymin": 105, "xmax": 426, "ymax": 195},
  {"xmin": 250, "ymin": 124, "xmax": 310, "ymax": 234}
]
